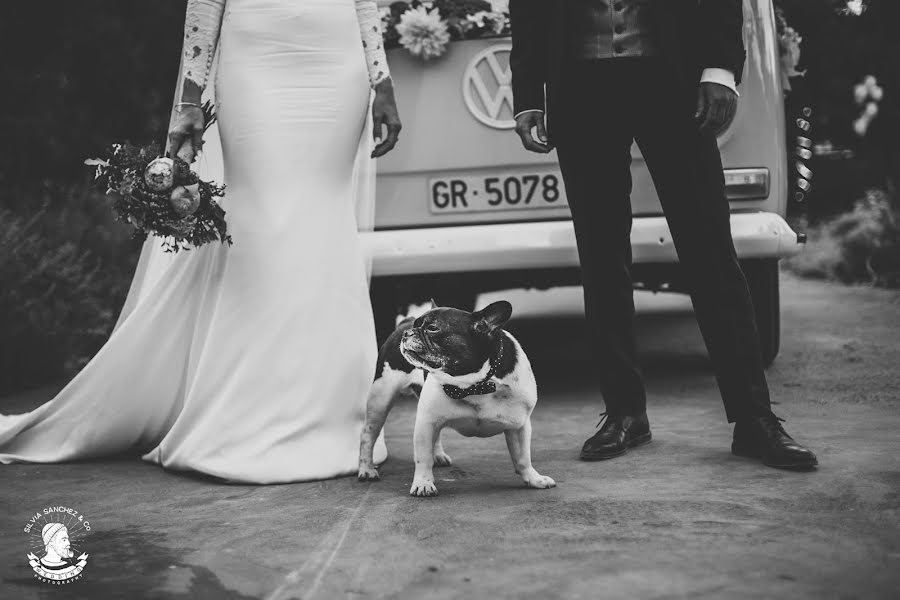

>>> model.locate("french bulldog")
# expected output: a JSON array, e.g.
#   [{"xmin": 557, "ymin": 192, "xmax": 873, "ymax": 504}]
[{"xmin": 357, "ymin": 300, "xmax": 556, "ymax": 497}]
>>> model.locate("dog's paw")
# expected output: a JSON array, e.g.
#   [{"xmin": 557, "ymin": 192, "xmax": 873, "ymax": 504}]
[
  {"xmin": 357, "ymin": 464, "xmax": 380, "ymax": 482},
  {"xmin": 433, "ymin": 451, "xmax": 453, "ymax": 467},
  {"xmin": 409, "ymin": 478, "xmax": 438, "ymax": 497},
  {"xmin": 524, "ymin": 473, "xmax": 556, "ymax": 489}
]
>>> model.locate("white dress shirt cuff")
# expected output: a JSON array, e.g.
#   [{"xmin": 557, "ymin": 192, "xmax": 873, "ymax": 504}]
[
  {"xmin": 514, "ymin": 109, "xmax": 544, "ymax": 119},
  {"xmin": 700, "ymin": 68, "xmax": 739, "ymax": 96}
]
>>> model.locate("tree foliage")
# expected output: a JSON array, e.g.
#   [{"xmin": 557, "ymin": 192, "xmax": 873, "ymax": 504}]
[
  {"xmin": 0, "ymin": 1, "xmax": 187, "ymax": 392},
  {"xmin": 0, "ymin": 1, "xmax": 186, "ymax": 185},
  {"xmin": 776, "ymin": 0, "xmax": 899, "ymax": 199}
]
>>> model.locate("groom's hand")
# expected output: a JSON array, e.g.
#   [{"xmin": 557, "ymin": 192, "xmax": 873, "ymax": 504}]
[
  {"xmin": 515, "ymin": 111, "xmax": 552, "ymax": 154},
  {"xmin": 695, "ymin": 82, "xmax": 738, "ymax": 135}
]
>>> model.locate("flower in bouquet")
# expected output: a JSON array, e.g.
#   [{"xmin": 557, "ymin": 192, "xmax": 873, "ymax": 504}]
[
  {"xmin": 144, "ymin": 157, "xmax": 178, "ymax": 192},
  {"xmin": 396, "ymin": 5, "xmax": 451, "ymax": 60},
  {"xmin": 170, "ymin": 183, "xmax": 202, "ymax": 216}
]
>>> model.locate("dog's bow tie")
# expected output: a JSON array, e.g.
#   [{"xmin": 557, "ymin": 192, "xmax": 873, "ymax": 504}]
[
  {"xmin": 442, "ymin": 338, "xmax": 503, "ymax": 400},
  {"xmin": 442, "ymin": 379, "xmax": 497, "ymax": 400}
]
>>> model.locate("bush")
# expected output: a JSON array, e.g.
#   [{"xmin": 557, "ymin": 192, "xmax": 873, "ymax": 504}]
[
  {"xmin": 0, "ymin": 179, "xmax": 141, "ymax": 394},
  {"xmin": 0, "ymin": 208, "xmax": 124, "ymax": 393},
  {"xmin": 0, "ymin": 2, "xmax": 182, "ymax": 393},
  {"xmin": 784, "ymin": 189, "xmax": 900, "ymax": 287},
  {"xmin": 0, "ymin": 1, "xmax": 185, "ymax": 187}
]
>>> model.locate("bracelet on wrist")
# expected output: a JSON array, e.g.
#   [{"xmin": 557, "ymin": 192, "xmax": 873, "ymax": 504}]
[{"xmin": 174, "ymin": 102, "xmax": 201, "ymax": 111}]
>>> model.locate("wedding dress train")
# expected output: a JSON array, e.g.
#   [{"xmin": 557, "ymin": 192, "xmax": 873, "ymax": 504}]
[{"xmin": 0, "ymin": 0, "xmax": 389, "ymax": 483}]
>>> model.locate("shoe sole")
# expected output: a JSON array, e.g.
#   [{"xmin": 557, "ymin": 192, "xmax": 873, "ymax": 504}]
[
  {"xmin": 731, "ymin": 446, "xmax": 818, "ymax": 471},
  {"xmin": 580, "ymin": 432, "xmax": 652, "ymax": 462}
]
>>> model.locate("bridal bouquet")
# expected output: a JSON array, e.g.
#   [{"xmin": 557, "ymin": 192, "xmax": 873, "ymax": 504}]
[{"xmin": 85, "ymin": 102, "xmax": 231, "ymax": 253}]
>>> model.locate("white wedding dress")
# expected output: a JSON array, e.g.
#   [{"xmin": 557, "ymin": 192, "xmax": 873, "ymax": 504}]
[{"xmin": 0, "ymin": 0, "xmax": 389, "ymax": 483}]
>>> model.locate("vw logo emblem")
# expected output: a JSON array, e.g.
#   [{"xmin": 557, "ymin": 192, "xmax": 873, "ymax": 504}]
[{"xmin": 462, "ymin": 44, "xmax": 515, "ymax": 129}]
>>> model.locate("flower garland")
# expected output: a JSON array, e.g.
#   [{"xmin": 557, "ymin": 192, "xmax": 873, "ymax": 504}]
[
  {"xmin": 381, "ymin": 0, "xmax": 510, "ymax": 60},
  {"xmin": 774, "ymin": 6, "xmax": 805, "ymax": 93},
  {"xmin": 384, "ymin": 1, "xmax": 870, "ymax": 70},
  {"xmin": 774, "ymin": 1, "xmax": 873, "ymax": 93}
]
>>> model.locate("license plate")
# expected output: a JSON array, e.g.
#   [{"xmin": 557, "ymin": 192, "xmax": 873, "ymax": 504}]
[{"xmin": 428, "ymin": 168, "xmax": 567, "ymax": 214}]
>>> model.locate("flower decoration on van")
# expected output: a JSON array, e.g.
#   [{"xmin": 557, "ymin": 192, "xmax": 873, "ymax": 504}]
[
  {"xmin": 382, "ymin": 0, "xmax": 510, "ymax": 60},
  {"xmin": 774, "ymin": 7, "xmax": 805, "ymax": 93},
  {"xmin": 395, "ymin": 5, "xmax": 451, "ymax": 59}
]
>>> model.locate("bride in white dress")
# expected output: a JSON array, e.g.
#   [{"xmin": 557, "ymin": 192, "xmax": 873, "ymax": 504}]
[{"xmin": 0, "ymin": 0, "xmax": 401, "ymax": 483}]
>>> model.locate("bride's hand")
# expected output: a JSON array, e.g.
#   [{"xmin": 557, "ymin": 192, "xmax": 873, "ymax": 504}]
[
  {"xmin": 371, "ymin": 78, "xmax": 402, "ymax": 158},
  {"xmin": 167, "ymin": 105, "xmax": 205, "ymax": 164}
]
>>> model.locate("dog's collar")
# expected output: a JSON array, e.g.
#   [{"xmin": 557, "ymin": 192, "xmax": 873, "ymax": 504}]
[{"xmin": 442, "ymin": 337, "xmax": 504, "ymax": 400}]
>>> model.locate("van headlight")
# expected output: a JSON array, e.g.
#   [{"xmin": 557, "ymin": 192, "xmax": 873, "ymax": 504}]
[{"xmin": 724, "ymin": 168, "xmax": 769, "ymax": 201}]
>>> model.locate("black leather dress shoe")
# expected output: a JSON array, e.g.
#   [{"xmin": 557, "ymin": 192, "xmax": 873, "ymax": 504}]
[
  {"xmin": 732, "ymin": 414, "xmax": 818, "ymax": 470},
  {"xmin": 580, "ymin": 412, "xmax": 652, "ymax": 461}
]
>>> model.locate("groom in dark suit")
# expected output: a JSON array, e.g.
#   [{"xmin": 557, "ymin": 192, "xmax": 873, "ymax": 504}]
[{"xmin": 509, "ymin": 0, "xmax": 817, "ymax": 469}]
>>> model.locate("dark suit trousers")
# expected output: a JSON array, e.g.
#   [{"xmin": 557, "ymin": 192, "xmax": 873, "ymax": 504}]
[{"xmin": 551, "ymin": 57, "xmax": 771, "ymax": 423}]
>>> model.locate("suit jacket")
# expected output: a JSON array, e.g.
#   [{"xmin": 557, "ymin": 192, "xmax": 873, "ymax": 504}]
[{"xmin": 509, "ymin": 0, "xmax": 747, "ymax": 117}]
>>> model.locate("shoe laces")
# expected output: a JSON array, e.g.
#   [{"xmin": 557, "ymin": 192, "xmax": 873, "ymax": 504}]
[
  {"xmin": 596, "ymin": 412, "xmax": 609, "ymax": 429},
  {"xmin": 759, "ymin": 412, "xmax": 791, "ymax": 437},
  {"xmin": 762, "ymin": 412, "xmax": 786, "ymax": 426}
]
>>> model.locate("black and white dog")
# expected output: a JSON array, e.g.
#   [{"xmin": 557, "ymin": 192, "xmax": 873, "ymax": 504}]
[{"xmin": 357, "ymin": 300, "xmax": 556, "ymax": 497}]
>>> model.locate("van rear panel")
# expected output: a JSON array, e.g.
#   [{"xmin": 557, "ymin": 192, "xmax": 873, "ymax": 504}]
[{"xmin": 373, "ymin": 0, "xmax": 785, "ymax": 231}]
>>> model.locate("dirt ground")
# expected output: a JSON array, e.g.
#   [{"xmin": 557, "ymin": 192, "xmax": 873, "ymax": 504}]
[{"xmin": 1, "ymin": 273, "xmax": 898, "ymax": 599}]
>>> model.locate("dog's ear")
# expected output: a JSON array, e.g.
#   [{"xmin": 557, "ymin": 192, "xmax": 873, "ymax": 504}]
[{"xmin": 473, "ymin": 301, "xmax": 512, "ymax": 334}]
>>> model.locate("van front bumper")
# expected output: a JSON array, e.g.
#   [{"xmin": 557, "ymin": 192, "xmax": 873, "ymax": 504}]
[{"xmin": 362, "ymin": 212, "xmax": 803, "ymax": 277}]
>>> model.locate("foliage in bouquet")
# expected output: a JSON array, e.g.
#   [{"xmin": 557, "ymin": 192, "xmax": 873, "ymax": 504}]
[
  {"xmin": 382, "ymin": 0, "xmax": 510, "ymax": 60},
  {"xmin": 85, "ymin": 102, "xmax": 231, "ymax": 253}
]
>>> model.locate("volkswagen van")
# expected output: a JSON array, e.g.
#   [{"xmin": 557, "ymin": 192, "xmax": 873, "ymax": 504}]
[{"xmin": 361, "ymin": 0, "xmax": 804, "ymax": 366}]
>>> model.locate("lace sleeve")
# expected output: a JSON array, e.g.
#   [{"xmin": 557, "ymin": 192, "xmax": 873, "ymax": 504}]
[
  {"xmin": 355, "ymin": 1, "xmax": 391, "ymax": 88},
  {"xmin": 182, "ymin": 0, "xmax": 226, "ymax": 91}
]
